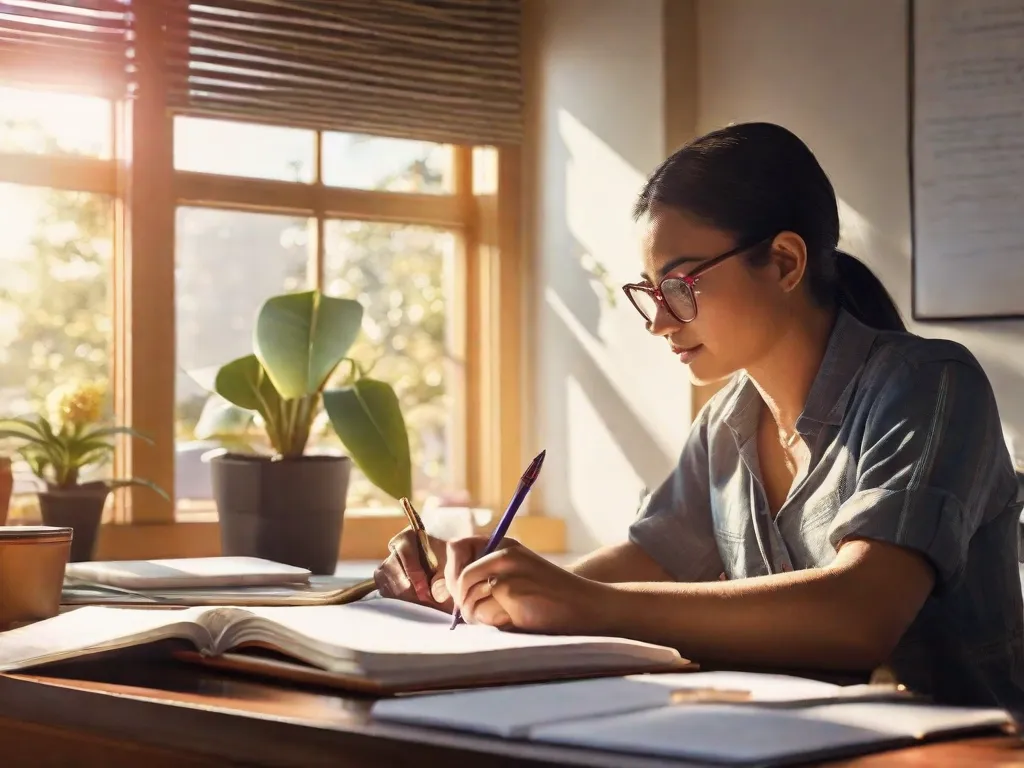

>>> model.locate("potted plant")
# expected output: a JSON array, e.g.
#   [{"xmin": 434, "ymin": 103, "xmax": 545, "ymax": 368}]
[
  {"xmin": 196, "ymin": 289, "xmax": 412, "ymax": 574},
  {"xmin": 0, "ymin": 381, "xmax": 168, "ymax": 561}
]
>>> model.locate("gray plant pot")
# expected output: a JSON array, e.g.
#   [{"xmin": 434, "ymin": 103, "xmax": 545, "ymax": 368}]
[
  {"xmin": 38, "ymin": 481, "xmax": 109, "ymax": 562},
  {"xmin": 210, "ymin": 453, "xmax": 351, "ymax": 575}
]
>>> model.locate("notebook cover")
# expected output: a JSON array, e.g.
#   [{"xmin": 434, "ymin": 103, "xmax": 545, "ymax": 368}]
[
  {"xmin": 60, "ymin": 577, "xmax": 377, "ymax": 608},
  {"xmin": 64, "ymin": 557, "xmax": 312, "ymax": 590}
]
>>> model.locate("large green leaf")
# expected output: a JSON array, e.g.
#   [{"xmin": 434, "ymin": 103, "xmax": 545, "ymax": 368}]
[
  {"xmin": 192, "ymin": 395, "xmax": 255, "ymax": 441},
  {"xmin": 214, "ymin": 355, "xmax": 281, "ymax": 416},
  {"xmin": 323, "ymin": 378, "xmax": 412, "ymax": 501},
  {"xmin": 254, "ymin": 291, "xmax": 364, "ymax": 400}
]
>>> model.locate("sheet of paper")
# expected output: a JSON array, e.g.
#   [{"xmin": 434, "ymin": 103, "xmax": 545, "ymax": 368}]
[
  {"xmin": 798, "ymin": 702, "xmax": 1013, "ymax": 738},
  {"xmin": 371, "ymin": 671, "xmax": 843, "ymax": 737},
  {"xmin": 912, "ymin": 0, "xmax": 1024, "ymax": 317}
]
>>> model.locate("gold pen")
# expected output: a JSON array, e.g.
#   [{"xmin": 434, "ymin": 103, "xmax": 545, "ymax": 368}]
[{"xmin": 400, "ymin": 496, "xmax": 439, "ymax": 575}]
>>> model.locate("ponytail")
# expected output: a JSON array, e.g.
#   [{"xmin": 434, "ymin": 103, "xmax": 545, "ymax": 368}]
[{"xmin": 833, "ymin": 250, "xmax": 905, "ymax": 332}]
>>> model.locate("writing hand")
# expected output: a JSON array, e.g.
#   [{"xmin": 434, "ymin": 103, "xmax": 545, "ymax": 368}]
[
  {"xmin": 373, "ymin": 529, "xmax": 451, "ymax": 610},
  {"xmin": 443, "ymin": 536, "xmax": 608, "ymax": 634}
]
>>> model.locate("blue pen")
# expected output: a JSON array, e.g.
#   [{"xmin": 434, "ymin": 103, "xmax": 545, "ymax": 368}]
[{"xmin": 450, "ymin": 449, "xmax": 546, "ymax": 629}]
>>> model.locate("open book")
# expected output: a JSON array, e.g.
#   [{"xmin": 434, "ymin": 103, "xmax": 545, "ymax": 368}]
[
  {"xmin": 372, "ymin": 672, "xmax": 1016, "ymax": 765},
  {"xmin": 0, "ymin": 599, "xmax": 689, "ymax": 694}
]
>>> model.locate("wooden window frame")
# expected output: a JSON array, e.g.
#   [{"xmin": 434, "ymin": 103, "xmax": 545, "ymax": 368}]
[{"xmin": 0, "ymin": 106, "xmax": 563, "ymax": 561}]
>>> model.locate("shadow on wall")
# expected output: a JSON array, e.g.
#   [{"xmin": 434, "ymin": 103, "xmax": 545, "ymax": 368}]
[
  {"xmin": 531, "ymin": 0, "xmax": 690, "ymax": 551},
  {"xmin": 539, "ymin": 127, "xmax": 686, "ymax": 552}
]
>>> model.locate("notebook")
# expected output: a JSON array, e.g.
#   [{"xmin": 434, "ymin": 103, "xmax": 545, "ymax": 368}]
[
  {"xmin": 529, "ymin": 701, "xmax": 1014, "ymax": 766},
  {"xmin": 370, "ymin": 671, "xmax": 913, "ymax": 738},
  {"xmin": 371, "ymin": 672, "xmax": 1015, "ymax": 765},
  {"xmin": 60, "ymin": 574, "xmax": 377, "ymax": 607},
  {"xmin": 64, "ymin": 557, "xmax": 311, "ymax": 590},
  {"xmin": 0, "ymin": 599, "xmax": 690, "ymax": 694}
]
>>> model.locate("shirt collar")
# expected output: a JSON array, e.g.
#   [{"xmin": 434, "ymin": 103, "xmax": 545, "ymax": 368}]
[
  {"xmin": 723, "ymin": 308, "xmax": 879, "ymax": 442},
  {"xmin": 798, "ymin": 308, "xmax": 878, "ymax": 429}
]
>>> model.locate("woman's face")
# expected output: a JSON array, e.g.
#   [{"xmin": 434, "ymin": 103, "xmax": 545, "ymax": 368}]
[{"xmin": 634, "ymin": 204, "xmax": 805, "ymax": 385}]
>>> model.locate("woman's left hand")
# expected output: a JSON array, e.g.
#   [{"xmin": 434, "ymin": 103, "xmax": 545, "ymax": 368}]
[{"xmin": 441, "ymin": 536, "xmax": 610, "ymax": 634}]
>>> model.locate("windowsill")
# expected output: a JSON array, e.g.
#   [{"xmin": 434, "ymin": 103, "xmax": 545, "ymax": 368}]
[
  {"xmin": 174, "ymin": 502, "xmax": 416, "ymax": 524},
  {"xmin": 6, "ymin": 495, "xmax": 567, "ymax": 561},
  {"xmin": 88, "ymin": 507, "xmax": 566, "ymax": 562}
]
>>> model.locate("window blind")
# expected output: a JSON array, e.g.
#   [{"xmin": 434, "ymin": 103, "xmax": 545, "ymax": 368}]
[
  {"xmin": 0, "ymin": 0, "xmax": 132, "ymax": 96},
  {"xmin": 164, "ymin": 0, "xmax": 524, "ymax": 146}
]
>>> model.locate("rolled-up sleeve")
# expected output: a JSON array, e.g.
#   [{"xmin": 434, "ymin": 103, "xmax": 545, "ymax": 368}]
[
  {"xmin": 827, "ymin": 357, "xmax": 1004, "ymax": 589},
  {"xmin": 628, "ymin": 403, "xmax": 723, "ymax": 582}
]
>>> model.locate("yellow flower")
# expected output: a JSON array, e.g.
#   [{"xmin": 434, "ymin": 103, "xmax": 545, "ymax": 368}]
[{"xmin": 47, "ymin": 381, "xmax": 106, "ymax": 430}]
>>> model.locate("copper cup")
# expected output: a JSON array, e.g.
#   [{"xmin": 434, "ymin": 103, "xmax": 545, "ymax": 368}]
[{"xmin": 0, "ymin": 526, "xmax": 73, "ymax": 631}]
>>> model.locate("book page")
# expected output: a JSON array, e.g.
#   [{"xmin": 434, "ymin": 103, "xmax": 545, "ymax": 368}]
[
  {"xmin": 912, "ymin": 0, "xmax": 1024, "ymax": 317},
  {"xmin": 221, "ymin": 599, "xmax": 683, "ymax": 685},
  {"xmin": 0, "ymin": 606, "xmax": 215, "ymax": 672},
  {"xmin": 236, "ymin": 599, "xmax": 680, "ymax": 656}
]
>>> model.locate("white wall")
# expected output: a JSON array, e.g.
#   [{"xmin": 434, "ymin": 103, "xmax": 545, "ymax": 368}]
[
  {"xmin": 532, "ymin": 0, "xmax": 1024, "ymax": 555},
  {"xmin": 531, "ymin": 0, "xmax": 695, "ymax": 552},
  {"xmin": 697, "ymin": 0, "xmax": 1024, "ymax": 463}
]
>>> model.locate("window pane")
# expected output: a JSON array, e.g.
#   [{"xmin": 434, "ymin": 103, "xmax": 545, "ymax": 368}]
[
  {"xmin": 0, "ymin": 183, "xmax": 114, "ymax": 501},
  {"xmin": 319, "ymin": 221, "xmax": 459, "ymax": 507},
  {"xmin": 175, "ymin": 208, "xmax": 313, "ymax": 508},
  {"xmin": 473, "ymin": 146, "xmax": 498, "ymax": 195},
  {"xmin": 0, "ymin": 86, "xmax": 112, "ymax": 157},
  {"xmin": 173, "ymin": 116, "xmax": 316, "ymax": 183},
  {"xmin": 322, "ymin": 132, "xmax": 454, "ymax": 194}
]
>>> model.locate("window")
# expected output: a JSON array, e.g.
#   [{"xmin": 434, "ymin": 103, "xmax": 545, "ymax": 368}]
[
  {"xmin": 0, "ymin": 87, "xmax": 117, "ymax": 516},
  {"xmin": 0, "ymin": 86, "xmax": 112, "ymax": 158},
  {"xmin": 0, "ymin": 1, "xmax": 534, "ymax": 558},
  {"xmin": 171, "ymin": 118, "xmax": 466, "ymax": 514},
  {"xmin": 173, "ymin": 117, "xmax": 316, "ymax": 183},
  {"xmin": 319, "ymin": 221, "xmax": 458, "ymax": 507},
  {"xmin": 0, "ymin": 183, "xmax": 114, "ymax": 419},
  {"xmin": 174, "ymin": 208, "xmax": 313, "ymax": 509},
  {"xmin": 322, "ymin": 133, "xmax": 454, "ymax": 193}
]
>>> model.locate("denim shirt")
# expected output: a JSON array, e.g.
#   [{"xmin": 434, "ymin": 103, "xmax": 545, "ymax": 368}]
[{"xmin": 629, "ymin": 308, "xmax": 1024, "ymax": 709}]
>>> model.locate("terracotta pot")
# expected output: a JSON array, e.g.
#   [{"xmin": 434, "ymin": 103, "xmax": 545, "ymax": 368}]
[
  {"xmin": 0, "ymin": 457, "xmax": 12, "ymax": 527},
  {"xmin": 211, "ymin": 453, "xmax": 351, "ymax": 574},
  {"xmin": 37, "ymin": 481, "xmax": 110, "ymax": 562}
]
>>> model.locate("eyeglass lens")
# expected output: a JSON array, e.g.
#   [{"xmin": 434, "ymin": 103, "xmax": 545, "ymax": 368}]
[{"xmin": 628, "ymin": 278, "xmax": 696, "ymax": 323}]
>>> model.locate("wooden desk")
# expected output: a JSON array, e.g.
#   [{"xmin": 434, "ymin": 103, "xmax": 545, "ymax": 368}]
[{"xmin": 1, "ymin": 657, "xmax": 1023, "ymax": 768}]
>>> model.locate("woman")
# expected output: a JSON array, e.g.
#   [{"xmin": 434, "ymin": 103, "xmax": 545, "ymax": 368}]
[{"xmin": 375, "ymin": 122, "xmax": 1024, "ymax": 709}]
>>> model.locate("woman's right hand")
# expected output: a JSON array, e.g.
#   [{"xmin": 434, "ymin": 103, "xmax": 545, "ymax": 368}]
[{"xmin": 373, "ymin": 529, "xmax": 453, "ymax": 611}]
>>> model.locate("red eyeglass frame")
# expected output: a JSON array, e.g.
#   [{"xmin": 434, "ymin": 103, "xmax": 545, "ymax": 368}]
[{"xmin": 621, "ymin": 236, "xmax": 773, "ymax": 324}]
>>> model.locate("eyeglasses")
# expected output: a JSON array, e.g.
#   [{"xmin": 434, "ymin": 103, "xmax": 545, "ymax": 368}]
[{"xmin": 622, "ymin": 237, "xmax": 772, "ymax": 325}]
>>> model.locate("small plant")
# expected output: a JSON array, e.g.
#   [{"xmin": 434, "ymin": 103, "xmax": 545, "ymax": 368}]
[
  {"xmin": 196, "ymin": 289, "xmax": 412, "ymax": 502},
  {"xmin": 0, "ymin": 380, "xmax": 168, "ymax": 498}
]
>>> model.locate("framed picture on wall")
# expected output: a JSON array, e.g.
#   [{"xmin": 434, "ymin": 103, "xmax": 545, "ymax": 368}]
[{"xmin": 908, "ymin": 0, "xmax": 1024, "ymax": 321}]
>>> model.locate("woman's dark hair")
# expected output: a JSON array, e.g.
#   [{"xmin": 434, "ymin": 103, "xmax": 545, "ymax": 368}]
[{"xmin": 633, "ymin": 122, "xmax": 905, "ymax": 332}]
